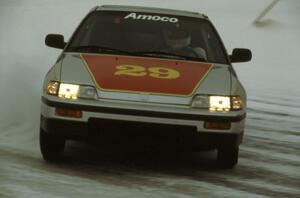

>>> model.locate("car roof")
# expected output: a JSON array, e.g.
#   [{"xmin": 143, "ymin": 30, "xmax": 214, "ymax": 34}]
[{"xmin": 94, "ymin": 5, "xmax": 208, "ymax": 19}]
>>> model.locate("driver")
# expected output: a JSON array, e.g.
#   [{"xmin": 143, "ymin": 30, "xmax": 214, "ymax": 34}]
[{"xmin": 163, "ymin": 27, "xmax": 207, "ymax": 60}]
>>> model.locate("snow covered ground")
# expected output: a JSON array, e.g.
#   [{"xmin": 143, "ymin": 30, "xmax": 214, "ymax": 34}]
[{"xmin": 0, "ymin": 0, "xmax": 299, "ymax": 197}]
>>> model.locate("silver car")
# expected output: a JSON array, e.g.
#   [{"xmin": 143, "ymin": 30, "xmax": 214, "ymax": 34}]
[{"xmin": 40, "ymin": 5, "xmax": 252, "ymax": 168}]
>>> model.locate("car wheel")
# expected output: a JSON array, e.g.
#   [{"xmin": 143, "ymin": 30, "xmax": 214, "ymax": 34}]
[
  {"xmin": 40, "ymin": 129, "xmax": 66, "ymax": 162},
  {"xmin": 217, "ymin": 147, "xmax": 239, "ymax": 169}
]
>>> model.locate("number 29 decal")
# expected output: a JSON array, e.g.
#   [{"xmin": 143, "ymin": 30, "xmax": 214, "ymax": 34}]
[{"xmin": 114, "ymin": 65, "xmax": 180, "ymax": 80}]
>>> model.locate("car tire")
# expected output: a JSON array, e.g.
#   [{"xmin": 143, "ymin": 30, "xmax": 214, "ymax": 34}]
[
  {"xmin": 40, "ymin": 129, "xmax": 66, "ymax": 162},
  {"xmin": 217, "ymin": 147, "xmax": 239, "ymax": 169}
]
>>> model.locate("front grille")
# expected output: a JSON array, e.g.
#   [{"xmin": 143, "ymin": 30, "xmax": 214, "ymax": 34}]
[{"xmin": 88, "ymin": 118, "xmax": 198, "ymax": 147}]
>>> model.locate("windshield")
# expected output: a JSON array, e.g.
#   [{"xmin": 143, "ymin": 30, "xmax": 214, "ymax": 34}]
[{"xmin": 67, "ymin": 11, "xmax": 228, "ymax": 64}]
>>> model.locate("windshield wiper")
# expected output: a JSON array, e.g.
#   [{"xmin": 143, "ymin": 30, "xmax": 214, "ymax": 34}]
[
  {"xmin": 66, "ymin": 45, "xmax": 131, "ymax": 55},
  {"xmin": 134, "ymin": 51, "xmax": 207, "ymax": 62},
  {"xmin": 66, "ymin": 47, "xmax": 207, "ymax": 62}
]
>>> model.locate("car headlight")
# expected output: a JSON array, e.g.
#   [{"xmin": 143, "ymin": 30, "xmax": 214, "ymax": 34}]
[
  {"xmin": 78, "ymin": 86, "xmax": 98, "ymax": 99},
  {"xmin": 46, "ymin": 81, "xmax": 98, "ymax": 100},
  {"xmin": 209, "ymin": 96, "xmax": 231, "ymax": 112},
  {"xmin": 47, "ymin": 81, "xmax": 60, "ymax": 95},
  {"xmin": 58, "ymin": 83, "xmax": 80, "ymax": 99},
  {"xmin": 191, "ymin": 95, "xmax": 244, "ymax": 111},
  {"xmin": 191, "ymin": 95, "xmax": 209, "ymax": 108},
  {"xmin": 231, "ymin": 96, "xmax": 244, "ymax": 110}
]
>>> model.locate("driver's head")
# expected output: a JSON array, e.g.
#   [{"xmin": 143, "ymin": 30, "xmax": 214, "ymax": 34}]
[{"xmin": 164, "ymin": 27, "xmax": 191, "ymax": 50}]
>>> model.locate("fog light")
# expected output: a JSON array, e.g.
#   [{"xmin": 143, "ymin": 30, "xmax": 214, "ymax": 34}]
[
  {"xmin": 204, "ymin": 121, "xmax": 231, "ymax": 130},
  {"xmin": 55, "ymin": 108, "xmax": 82, "ymax": 118}
]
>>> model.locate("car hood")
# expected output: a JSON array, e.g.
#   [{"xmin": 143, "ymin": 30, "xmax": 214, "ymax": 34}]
[{"xmin": 59, "ymin": 53, "xmax": 231, "ymax": 105}]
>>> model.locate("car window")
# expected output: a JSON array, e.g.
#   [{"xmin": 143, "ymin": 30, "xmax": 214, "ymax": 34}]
[{"xmin": 68, "ymin": 11, "xmax": 228, "ymax": 64}]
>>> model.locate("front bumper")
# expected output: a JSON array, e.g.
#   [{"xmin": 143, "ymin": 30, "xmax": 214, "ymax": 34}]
[{"xmin": 41, "ymin": 97, "xmax": 246, "ymax": 149}]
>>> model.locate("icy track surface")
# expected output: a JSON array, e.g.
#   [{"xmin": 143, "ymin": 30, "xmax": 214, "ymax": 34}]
[{"xmin": 0, "ymin": 0, "xmax": 299, "ymax": 197}]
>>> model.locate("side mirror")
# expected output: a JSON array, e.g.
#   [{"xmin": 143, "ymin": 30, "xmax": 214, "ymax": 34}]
[
  {"xmin": 45, "ymin": 34, "xmax": 66, "ymax": 49},
  {"xmin": 229, "ymin": 48, "xmax": 252, "ymax": 63}
]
